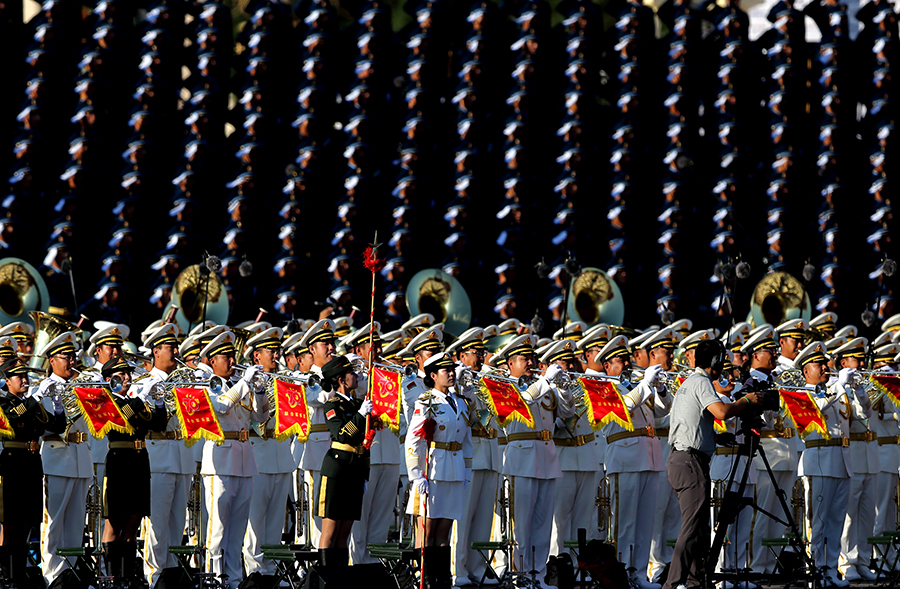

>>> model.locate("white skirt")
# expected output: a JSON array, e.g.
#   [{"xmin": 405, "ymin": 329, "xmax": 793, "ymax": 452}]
[{"xmin": 405, "ymin": 480, "xmax": 464, "ymax": 520}]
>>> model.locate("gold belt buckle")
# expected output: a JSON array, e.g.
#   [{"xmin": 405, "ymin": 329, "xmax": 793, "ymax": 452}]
[
  {"xmin": 74, "ymin": 432, "xmax": 87, "ymax": 443},
  {"xmin": 866, "ymin": 431, "xmax": 877, "ymax": 443},
  {"xmin": 540, "ymin": 430, "xmax": 551, "ymax": 441},
  {"xmin": 133, "ymin": 440, "xmax": 145, "ymax": 450},
  {"xmin": 239, "ymin": 430, "xmax": 249, "ymax": 442},
  {"xmin": 647, "ymin": 425, "xmax": 656, "ymax": 438},
  {"xmin": 782, "ymin": 428, "xmax": 795, "ymax": 439},
  {"xmin": 841, "ymin": 437, "xmax": 850, "ymax": 447},
  {"xmin": 27, "ymin": 441, "xmax": 38, "ymax": 451}
]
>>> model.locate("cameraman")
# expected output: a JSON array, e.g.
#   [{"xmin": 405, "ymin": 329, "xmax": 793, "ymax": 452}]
[{"xmin": 663, "ymin": 340, "xmax": 761, "ymax": 589}]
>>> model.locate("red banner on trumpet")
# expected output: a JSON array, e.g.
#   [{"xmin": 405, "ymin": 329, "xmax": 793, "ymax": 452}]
[
  {"xmin": 273, "ymin": 379, "xmax": 311, "ymax": 442},
  {"xmin": 780, "ymin": 389, "xmax": 829, "ymax": 441},
  {"xmin": 173, "ymin": 387, "xmax": 224, "ymax": 447},
  {"xmin": 575, "ymin": 377, "xmax": 633, "ymax": 431},
  {"xmin": 73, "ymin": 387, "xmax": 134, "ymax": 439},
  {"xmin": 870, "ymin": 374, "xmax": 900, "ymax": 409},
  {"xmin": 478, "ymin": 376, "xmax": 535, "ymax": 429}
]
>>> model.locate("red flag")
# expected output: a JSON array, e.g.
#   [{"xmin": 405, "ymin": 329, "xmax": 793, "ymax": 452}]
[
  {"xmin": 576, "ymin": 377, "xmax": 633, "ymax": 431},
  {"xmin": 478, "ymin": 377, "xmax": 535, "ymax": 428},
  {"xmin": 273, "ymin": 380, "xmax": 310, "ymax": 442},
  {"xmin": 173, "ymin": 387, "xmax": 224, "ymax": 447},
  {"xmin": 73, "ymin": 387, "xmax": 134, "ymax": 439},
  {"xmin": 780, "ymin": 389, "xmax": 830, "ymax": 440},
  {"xmin": 870, "ymin": 374, "xmax": 900, "ymax": 409},
  {"xmin": 0, "ymin": 406, "xmax": 14, "ymax": 439},
  {"xmin": 370, "ymin": 366, "xmax": 402, "ymax": 433}
]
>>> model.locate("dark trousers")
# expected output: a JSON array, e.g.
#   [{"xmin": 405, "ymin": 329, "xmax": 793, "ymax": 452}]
[{"xmin": 664, "ymin": 449, "xmax": 711, "ymax": 589}]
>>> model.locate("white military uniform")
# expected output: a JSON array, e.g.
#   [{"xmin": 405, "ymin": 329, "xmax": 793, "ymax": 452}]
[
  {"xmin": 300, "ymin": 363, "xmax": 332, "ymax": 550},
  {"xmin": 749, "ymin": 368, "xmax": 799, "ymax": 573},
  {"xmin": 139, "ymin": 367, "xmax": 198, "ymax": 587},
  {"xmin": 872, "ymin": 392, "xmax": 900, "ymax": 561},
  {"xmin": 37, "ymin": 373, "xmax": 93, "ymax": 585},
  {"xmin": 550, "ymin": 410, "xmax": 601, "ymax": 556},
  {"xmin": 799, "ymin": 382, "xmax": 858, "ymax": 575},
  {"xmin": 243, "ymin": 413, "xmax": 295, "ymax": 574},
  {"xmin": 405, "ymin": 388, "xmax": 473, "ymax": 520},
  {"xmin": 602, "ymin": 375, "xmax": 669, "ymax": 582},
  {"xmin": 350, "ymin": 371, "xmax": 403, "ymax": 564},
  {"xmin": 648, "ymin": 410, "xmax": 680, "ymax": 583},
  {"xmin": 203, "ymin": 378, "xmax": 269, "ymax": 583},
  {"xmin": 501, "ymin": 376, "xmax": 574, "ymax": 582},
  {"xmin": 454, "ymin": 365, "xmax": 501, "ymax": 584},
  {"xmin": 840, "ymin": 381, "xmax": 879, "ymax": 577}
]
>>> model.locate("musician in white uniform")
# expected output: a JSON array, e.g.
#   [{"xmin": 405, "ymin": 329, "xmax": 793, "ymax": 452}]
[
  {"xmin": 244, "ymin": 327, "xmax": 295, "ymax": 576},
  {"xmin": 36, "ymin": 332, "xmax": 93, "ymax": 586},
  {"xmin": 449, "ymin": 327, "xmax": 500, "ymax": 585},
  {"xmin": 870, "ymin": 344, "xmax": 900, "ymax": 567},
  {"xmin": 548, "ymin": 339, "xmax": 602, "ymax": 558},
  {"xmin": 498, "ymin": 334, "xmax": 575, "ymax": 584},
  {"xmin": 282, "ymin": 333, "xmax": 312, "ymax": 545},
  {"xmin": 406, "ymin": 353, "xmax": 473, "ymax": 588},
  {"xmin": 602, "ymin": 329, "xmax": 673, "ymax": 589},
  {"xmin": 346, "ymin": 323, "xmax": 403, "ymax": 565},
  {"xmin": 136, "ymin": 323, "xmax": 197, "ymax": 588},
  {"xmin": 744, "ymin": 327, "xmax": 798, "ymax": 574},
  {"xmin": 200, "ymin": 331, "xmax": 269, "ymax": 586},
  {"xmin": 298, "ymin": 319, "xmax": 337, "ymax": 550},
  {"xmin": 836, "ymin": 337, "xmax": 880, "ymax": 582},
  {"xmin": 795, "ymin": 341, "xmax": 861, "ymax": 588},
  {"xmin": 773, "ymin": 319, "xmax": 807, "ymax": 374}
]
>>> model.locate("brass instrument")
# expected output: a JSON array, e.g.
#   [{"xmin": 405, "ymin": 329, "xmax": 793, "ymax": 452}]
[
  {"xmin": 187, "ymin": 465, "xmax": 203, "ymax": 566},
  {"xmin": 792, "ymin": 478, "xmax": 806, "ymax": 542},
  {"xmin": 87, "ymin": 465, "xmax": 103, "ymax": 549},
  {"xmin": 498, "ymin": 476, "xmax": 512, "ymax": 543},
  {"xmin": 459, "ymin": 369, "xmax": 528, "ymax": 391},
  {"xmin": 400, "ymin": 480, "xmax": 413, "ymax": 544},
  {"xmin": 295, "ymin": 477, "xmax": 310, "ymax": 547},
  {"xmin": 0, "ymin": 258, "xmax": 49, "ymax": 325},
  {"xmin": 162, "ymin": 264, "xmax": 229, "ymax": 334},
  {"xmin": 406, "ymin": 268, "xmax": 472, "ymax": 340},
  {"xmin": 854, "ymin": 371, "xmax": 900, "ymax": 406},
  {"xmin": 747, "ymin": 272, "xmax": 811, "ymax": 329},
  {"xmin": 370, "ymin": 361, "xmax": 416, "ymax": 379},
  {"xmin": 232, "ymin": 327, "xmax": 254, "ymax": 363},
  {"xmin": 44, "ymin": 376, "xmax": 124, "ymax": 422},
  {"xmin": 774, "ymin": 369, "xmax": 806, "ymax": 388},
  {"xmin": 261, "ymin": 370, "xmax": 322, "ymax": 420},
  {"xmin": 566, "ymin": 267, "xmax": 625, "ymax": 327},
  {"xmin": 712, "ymin": 479, "xmax": 726, "ymax": 532},
  {"xmin": 596, "ymin": 476, "xmax": 611, "ymax": 541},
  {"xmin": 28, "ymin": 310, "xmax": 83, "ymax": 371},
  {"xmin": 146, "ymin": 367, "xmax": 224, "ymax": 413}
]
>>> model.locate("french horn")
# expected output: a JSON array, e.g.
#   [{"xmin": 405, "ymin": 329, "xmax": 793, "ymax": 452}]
[
  {"xmin": 162, "ymin": 264, "xmax": 229, "ymax": 334},
  {"xmin": 566, "ymin": 267, "xmax": 625, "ymax": 327},
  {"xmin": 406, "ymin": 268, "xmax": 472, "ymax": 340}
]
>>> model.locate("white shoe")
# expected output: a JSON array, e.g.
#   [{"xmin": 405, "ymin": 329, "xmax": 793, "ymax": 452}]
[
  {"xmin": 859, "ymin": 566, "xmax": 878, "ymax": 580},
  {"xmin": 840, "ymin": 565, "xmax": 860, "ymax": 581}
]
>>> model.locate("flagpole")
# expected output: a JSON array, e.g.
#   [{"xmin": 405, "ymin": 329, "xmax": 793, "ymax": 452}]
[{"xmin": 362, "ymin": 233, "xmax": 383, "ymax": 449}]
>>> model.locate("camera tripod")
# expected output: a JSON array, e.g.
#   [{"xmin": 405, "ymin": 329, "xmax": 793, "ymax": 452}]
[{"xmin": 705, "ymin": 429, "xmax": 823, "ymax": 589}]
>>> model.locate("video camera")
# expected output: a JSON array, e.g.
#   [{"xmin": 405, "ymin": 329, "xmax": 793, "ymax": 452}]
[{"xmin": 732, "ymin": 371, "xmax": 781, "ymax": 432}]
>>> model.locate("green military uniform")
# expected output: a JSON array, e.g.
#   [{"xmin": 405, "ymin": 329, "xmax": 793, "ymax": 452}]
[{"xmin": 317, "ymin": 393, "xmax": 370, "ymax": 521}]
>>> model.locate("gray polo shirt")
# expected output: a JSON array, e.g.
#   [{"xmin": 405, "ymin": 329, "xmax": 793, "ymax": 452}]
[{"xmin": 668, "ymin": 368, "xmax": 722, "ymax": 457}]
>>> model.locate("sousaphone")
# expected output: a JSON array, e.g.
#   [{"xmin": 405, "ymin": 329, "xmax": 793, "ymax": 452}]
[
  {"xmin": 0, "ymin": 257, "xmax": 49, "ymax": 325},
  {"xmin": 406, "ymin": 269, "xmax": 472, "ymax": 339},
  {"xmin": 566, "ymin": 267, "xmax": 625, "ymax": 327},
  {"xmin": 28, "ymin": 310, "xmax": 82, "ymax": 370},
  {"xmin": 747, "ymin": 271, "xmax": 811, "ymax": 328},
  {"xmin": 162, "ymin": 264, "xmax": 229, "ymax": 334}
]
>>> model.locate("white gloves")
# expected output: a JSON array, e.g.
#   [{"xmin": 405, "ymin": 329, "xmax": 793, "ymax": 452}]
[
  {"xmin": 413, "ymin": 477, "xmax": 429, "ymax": 495},
  {"xmin": 241, "ymin": 365, "xmax": 261, "ymax": 385},
  {"xmin": 544, "ymin": 363, "xmax": 563, "ymax": 382},
  {"xmin": 838, "ymin": 367, "xmax": 856, "ymax": 386},
  {"xmin": 52, "ymin": 395, "xmax": 64, "ymax": 415},
  {"xmin": 358, "ymin": 399, "xmax": 373, "ymax": 416},
  {"xmin": 641, "ymin": 364, "xmax": 664, "ymax": 387},
  {"xmin": 194, "ymin": 369, "xmax": 207, "ymax": 380}
]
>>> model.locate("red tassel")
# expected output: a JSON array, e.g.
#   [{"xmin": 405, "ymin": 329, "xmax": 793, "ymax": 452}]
[
  {"xmin": 414, "ymin": 418, "xmax": 437, "ymax": 442},
  {"xmin": 363, "ymin": 246, "xmax": 385, "ymax": 272},
  {"xmin": 362, "ymin": 427, "xmax": 377, "ymax": 449}
]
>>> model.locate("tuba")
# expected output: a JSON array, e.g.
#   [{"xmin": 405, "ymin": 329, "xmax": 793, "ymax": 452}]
[
  {"xmin": 0, "ymin": 258, "xmax": 49, "ymax": 325},
  {"xmin": 162, "ymin": 264, "xmax": 229, "ymax": 334},
  {"xmin": 748, "ymin": 272, "xmax": 811, "ymax": 329},
  {"xmin": 566, "ymin": 267, "xmax": 625, "ymax": 327},
  {"xmin": 406, "ymin": 268, "xmax": 472, "ymax": 340},
  {"xmin": 28, "ymin": 310, "xmax": 82, "ymax": 371}
]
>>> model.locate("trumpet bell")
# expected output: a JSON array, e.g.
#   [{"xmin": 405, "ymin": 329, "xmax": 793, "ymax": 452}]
[
  {"xmin": 406, "ymin": 268, "xmax": 472, "ymax": 339},
  {"xmin": 748, "ymin": 271, "xmax": 811, "ymax": 328},
  {"xmin": 28, "ymin": 310, "xmax": 83, "ymax": 371},
  {"xmin": 0, "ymin": 258, "xmax": 49, "ymax": 324},
  {"xmin": 566, "ymin": 267, "xmax": 624, "ymax": 327},
  {"xmin": 163, "ymin": 264, "xmax": 229, "ymax": 334}
]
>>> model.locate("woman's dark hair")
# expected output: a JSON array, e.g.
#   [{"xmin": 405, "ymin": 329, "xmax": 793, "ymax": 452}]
[
  {"xmin": 322, "ymin": 375, "xmax": 342, "ymax": 393},
  {"xmin": 423, "ymin": 375, "xmax": 435, "ymax": 388}
]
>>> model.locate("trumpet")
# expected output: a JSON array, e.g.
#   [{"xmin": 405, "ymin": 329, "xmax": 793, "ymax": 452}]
[
  {"xmin": 459, "ymin": 368, "xmax": 528, "ymax": 390},
  {"xmin": 234, "ymin": 363, "xmax": 269, "ymax": 392},
  {"xmin": 44, "ymin": 376, "xmax": 126, "ymax": 421},
  {"xmin": 779, "ymin": 382, "xmax": 828, "ymax": 397},
  {"xmin": 857, "ymin": 370, "xmax": 900, "ymax": 405},
  {"xmin": 145, "ymin": 370, "xmax": 226, "ymax": 414},
  {"xmin": 372, "ymin": 362, "xmax": 416, "ymax": 379}
]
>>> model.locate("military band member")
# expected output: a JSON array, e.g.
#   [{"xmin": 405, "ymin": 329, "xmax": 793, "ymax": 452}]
[
  {"xmin": 406, "ymin": 353, "xmax": 472, "ymax": 588},
  {"xmin": 100, "ymin": 356, "xmax": 167, "ymax": 581},
  {"xmin": 344, "ymin": 323, "xmax": 400, "ymax": 565},
  {"xmin": 280, "ymin": 332, "xmax": 306, "ymax": 372},
  {"xmin": 870, "ymin": 344, "xmax": 900, "ymax": 565},
  {"xmin": 809, "ymin": 312, "xmax": 839, "ymax": 340},
  {"xmin": 317, "ymin": 356, "xmax": 372, "ymax": 566},
  {"xmin": 498, "ymin": 334, "xmax": 574, "ymax": 584},
  {"xmin": 282, "ymin": 334, "xmax": 312, "ymax": 544},
  {"xmin": 0, "ymin": 322, "xmax": 35, "ymax": 355},
  {"xmin": 796, "ymin": 342, "xmax": 861, "ymax": 588},
  {"xmin": 36, "ymin": 332, "xmax": 93, "ymax": 586},
  {"xmin": 179, "ymin": 335, "xmax": 203, "ymax": 369},
  {"xmin": 138, "ymin": 323, "xmax": 196, "ymax": 587},
  {"xmin": 836, "ymin": 337, "xmax": 879, "ymax": 582},
  {"xmin": 243, "ymin": 327, "xmax": 293, "ymax": 577},
  {"xmin": 603, "ymin": 329, "xmax": 674, "ymax": 589},
  {"xmin": 744, "ymin": 327, "xmax": 798, "ymax": 574},
  {"xmin": 0, "ymin": 359, "xmax": 65, "ymax": 584},
  {"xmin": 200, "ymin": 331, "xmax": 269, "ymax": 586},
  {"xmin": 448, "ymin": 327, "xmax": 500, "ymax": 585},
  {"xmin": 629, "ymin": 330, "xmax": 656, "ymax": 369},
  {"xmin": 774, "ymin": 319, "xmax": 807, "ymax": 373},
  {"xmin": 299, "ymin": 319, "xmax": 338, "ymax": 550},
  {"xmin": 548, "ymin": 339, "xmax": 602, "ymax": 559}
]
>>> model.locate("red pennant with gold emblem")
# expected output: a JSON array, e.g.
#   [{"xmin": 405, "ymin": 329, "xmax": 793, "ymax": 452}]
[
  {"xmin": 780, "ymin": 389, "xmax": 830, "ymax": 440},
  {"xmin": 0, "ymin": 406, "xmax": 14, "ymax": 439},
  {"xmin": 370, "ymin": 366, "xmax": 402, "ymax": 433},
  {"xmin": 478, "ymin": 377, "xmax": 535, "ymax": 428},
  {"xmin": 173, "ymin": 387, "xmax": 224, "ymax": 447},
  {"xmin": 273, "ymin": 379, "xmax": 310, "ymax": 442},
  {"xmin": 73, "ymin": 387, "xmax": 134, "ymax": 439},
  {"xmin": 576, "ymin": 377, "xmax": 633, "ymax": 431},
  {"xmin": 870, "ymin": 374, "xmax": 900, "ymax": 409}
]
